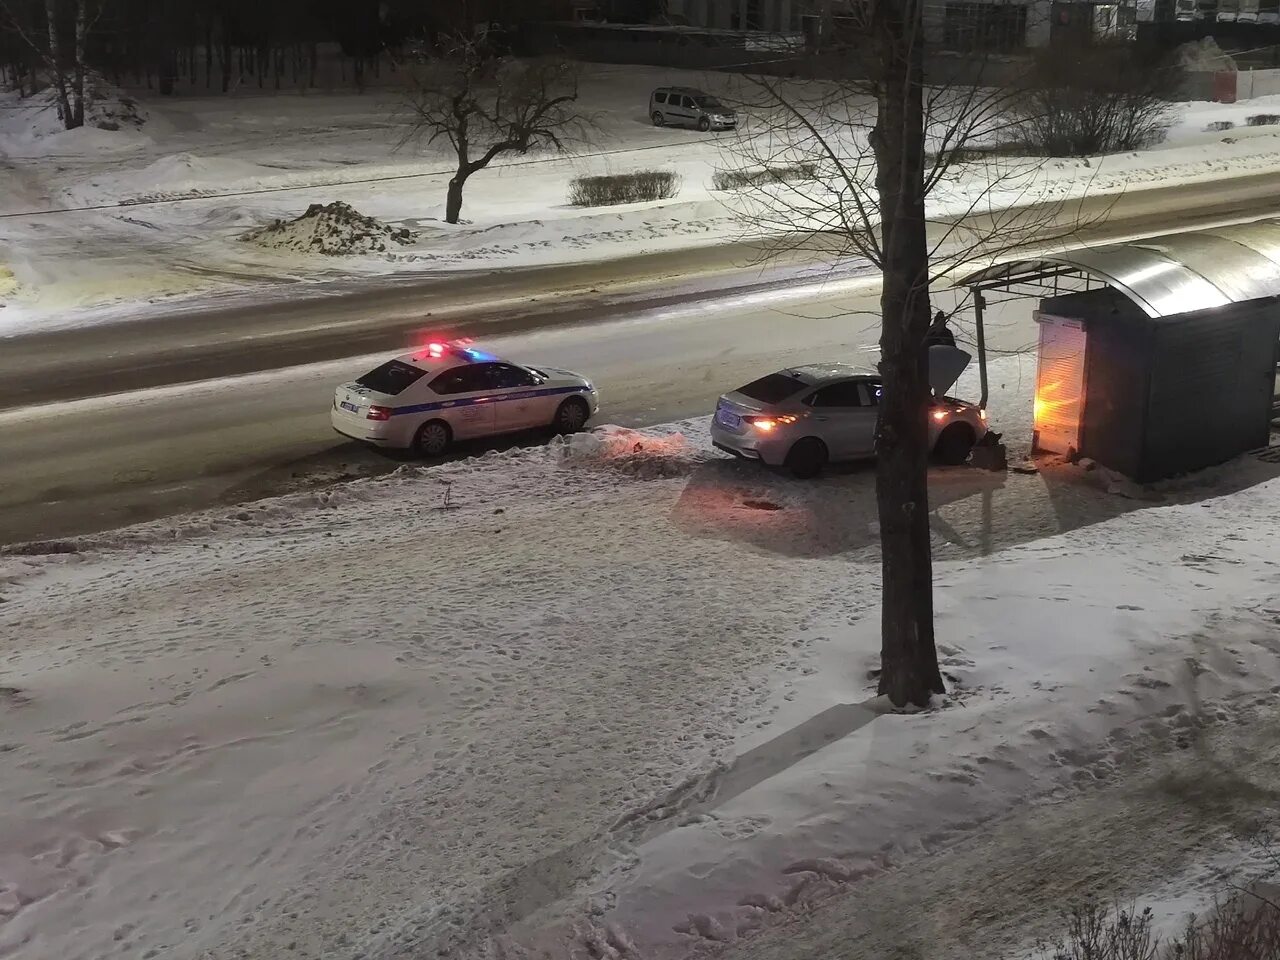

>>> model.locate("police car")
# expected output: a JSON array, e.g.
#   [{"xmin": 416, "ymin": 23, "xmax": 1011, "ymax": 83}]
[{"xmin": 331, "ymin": 340, "xmax": 599, "ymax": 455}]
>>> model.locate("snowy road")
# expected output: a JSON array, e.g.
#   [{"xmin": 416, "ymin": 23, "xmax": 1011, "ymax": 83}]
[
  {"xmin": 0, "ymin": 280, "xmax": 1044, "ymax": 546},
  {"xmin": 6, "ymin": 167, "xmax": 1280, "ymax": 409},
  {"xmin": 5, "ymin": 176, "xmax": 1280, "ymax": 546}
]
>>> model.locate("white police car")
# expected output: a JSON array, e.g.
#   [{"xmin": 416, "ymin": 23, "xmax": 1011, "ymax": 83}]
[{"xmin": 331, "ymin": 340, "xmax": 599, "ymax": 455}]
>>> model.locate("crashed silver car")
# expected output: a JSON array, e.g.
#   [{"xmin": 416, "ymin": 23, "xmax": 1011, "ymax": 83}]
[{"xmin": 709, "ymin": 348, "xmax": 988, "ymax": 478}]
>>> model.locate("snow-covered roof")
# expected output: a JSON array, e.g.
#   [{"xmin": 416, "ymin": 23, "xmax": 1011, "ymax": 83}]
[{"xmin": 961, "ymin": 217, "xmax": 1280, "ymax": 318}]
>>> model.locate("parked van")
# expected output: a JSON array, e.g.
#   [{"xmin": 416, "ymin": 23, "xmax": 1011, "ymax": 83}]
[{"xmin": 649, "ymin": 87, "xmax": 737, "ymax": 131}]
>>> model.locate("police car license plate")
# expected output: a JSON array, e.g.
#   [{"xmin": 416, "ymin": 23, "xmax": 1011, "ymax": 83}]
[
  {"xmin": 340, "ymin": 401, "xmax": 360, "ymax": 413},
  {"xmin": 716, "ymin": 408, "xmax": 741, "ymax": 428}
]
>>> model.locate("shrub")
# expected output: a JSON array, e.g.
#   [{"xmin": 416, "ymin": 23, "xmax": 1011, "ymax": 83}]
[
  {"xmin": 712, "ymin": 163, "xmax": 818, "ymax": 191},
  {"xmin": 1040, "ymin": 892, "xmax": 1280, "ymax": 960},
  {"xmin": 1005, "ymin": 42, "xmax": 1183, "ymax": 157},
  {"xmin": 1247, "ymin": 113, "xmax": 1280, "ymax": 127},
  {"xmin": 1204, "ymin": 120, "xmax": 1235, "ymax": 132},
  {"xmin": 568, "ymin": 170, "xmax": 681, "ymax": 207}
]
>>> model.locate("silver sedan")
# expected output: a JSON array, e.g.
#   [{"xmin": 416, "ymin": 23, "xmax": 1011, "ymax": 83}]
[{"xmin": 710, "ymin": 361, "xmax": 988, "ymax": 478}]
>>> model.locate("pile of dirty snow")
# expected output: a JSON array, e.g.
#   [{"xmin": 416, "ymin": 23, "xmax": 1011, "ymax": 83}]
[
  {"xmin": 1177, "ymin": 37, "xmax": 1237, "ymax": 72},
  {"xmin": 241, "ymin": 201, "xmax": 418, "ymax": 256}
]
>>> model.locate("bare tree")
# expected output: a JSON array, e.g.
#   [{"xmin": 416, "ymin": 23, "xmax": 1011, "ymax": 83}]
[
  {"xmin": 718, "ymin": 8, "xmax": 1099, "ymax": 707},
  {"xmin": 401, "ymin": 36, "xmax": 589, "ymax": 225},
  {"xmin": 2, "ymin": 0, "xmax": 103, "ymax": 130}
]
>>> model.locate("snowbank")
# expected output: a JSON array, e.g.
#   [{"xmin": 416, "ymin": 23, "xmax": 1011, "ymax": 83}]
[
  {"xmin": 0, "ymin": 76, "xmax": 150, "ymax": 150},
  {"xmin": 241, "ymin": 200, "xmax": 417, "ymax": 255}
]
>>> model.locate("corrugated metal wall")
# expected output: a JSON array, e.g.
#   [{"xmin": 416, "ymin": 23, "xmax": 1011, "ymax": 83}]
[
  {"xmin": 1033, "ymin": 314, "xmax": 1088, "ymax": 455},
  {"xmin": 1144, "ymin": 300, "xmax": 1280, "ymax": 480},
  {"xmin": 1078, "ymin": 296, "xmax": 1151, "ymax": 478}
]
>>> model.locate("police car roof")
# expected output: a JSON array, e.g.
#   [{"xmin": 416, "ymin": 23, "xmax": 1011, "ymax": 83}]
[{"xmin": 396, "ymin": 342, "xmax": 497, "ymax": 370}]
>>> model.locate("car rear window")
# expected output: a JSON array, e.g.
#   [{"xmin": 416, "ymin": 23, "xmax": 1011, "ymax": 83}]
[
  {"xmin": 356, "ymin": 360, "xmax": 427, "ymax": 396},
  {"xmin": 736, "ymin": 372, "xmax": 806, "ymax": 404}
]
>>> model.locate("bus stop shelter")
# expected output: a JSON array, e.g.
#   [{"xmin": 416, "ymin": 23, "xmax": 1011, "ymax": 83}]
[{"xmin": 959, "ymin": 220, "xmax": 1280, "ymax": 482}]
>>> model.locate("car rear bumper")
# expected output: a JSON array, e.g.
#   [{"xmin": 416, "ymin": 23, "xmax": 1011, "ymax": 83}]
[
  {"xmin": 331, "ymin": 409, "xmax": 403, "ymax": 447},
  {"xmin": 709, "ymin": 423, "xmax": 788, "ymax": 465}
]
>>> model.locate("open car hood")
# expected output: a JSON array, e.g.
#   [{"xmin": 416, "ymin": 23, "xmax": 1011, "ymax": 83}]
[{"xmin": 928, "ymin": 344, "xmax": 972, "ymax": 396}]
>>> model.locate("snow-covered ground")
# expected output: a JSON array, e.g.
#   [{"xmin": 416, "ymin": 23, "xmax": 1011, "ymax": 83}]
[
  {"xmin": 2, "ymin": 354, "xmax": 1278, "ymax": 959},
  {"xmin": 3, "ymin": 65, "xmax": 1280, "ymax": 332}
]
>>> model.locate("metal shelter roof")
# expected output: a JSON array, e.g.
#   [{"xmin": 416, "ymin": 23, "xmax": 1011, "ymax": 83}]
[{"xmin": 959, "ymin": 218, "xmax": 1280, "ymax": 318}]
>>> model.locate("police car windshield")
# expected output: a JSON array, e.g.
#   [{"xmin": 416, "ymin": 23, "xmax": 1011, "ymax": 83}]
[
  {"xmin": 737, "ymin": 372, "xmax": 806, "ymax": 404},
  {"xmin": 357, "ymin": 360, "xmax": 427, "ymax": 396}
]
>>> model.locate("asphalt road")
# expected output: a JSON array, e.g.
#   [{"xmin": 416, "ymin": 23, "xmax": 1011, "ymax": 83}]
[{"xmin": 5, "ymin": 170, "xmax": 1280, "ymax": 546}]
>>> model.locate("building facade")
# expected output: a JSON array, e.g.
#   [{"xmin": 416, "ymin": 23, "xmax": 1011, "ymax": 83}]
[
  {"xmin": 668, "ymin": 0, "xmax": 804, "ymax": 31},
  {"xmin": 669, "ymin": 0, "xmax": 1052, "ymax": 45}
]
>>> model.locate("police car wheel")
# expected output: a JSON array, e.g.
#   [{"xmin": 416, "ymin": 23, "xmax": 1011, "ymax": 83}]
[
  {"xmin": 786, "ymin": 437, "xmax": 828, "ymax": 479},
  {"xmin": 414, "ymin": 420, "xmax": 452, "ymax": 457},
  {"xmin": 553, "ymin": 397, "xmax": 590, "ymax": 434}
]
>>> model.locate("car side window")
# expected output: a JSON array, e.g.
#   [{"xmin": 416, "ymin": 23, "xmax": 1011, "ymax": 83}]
[
  {"xmin": 654, "ymin": 91, "xmax": 667, "ymax": 104},
  {"xmin": 429, "ymin": 363, "xmax": 493, "ymax": 395},
  {"xmin": 860, "ymin": 381, "xmax": 882, "ymax": 406},
  {"xmin": 488, "ymin": 363, "xmax": 540, "ymax": 390},
  {"xmin": 682, "ymin": 96, "xmax": 696, "ymax": 109},
  {"xmin": 806, "ymin": 380, "xmax": 864, "ymax": 408}
]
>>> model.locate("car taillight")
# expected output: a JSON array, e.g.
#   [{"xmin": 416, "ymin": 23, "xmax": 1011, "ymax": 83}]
[
  {"xmin": 979, "ymin": 408, "xmax": 988, "ymax": 420},
  {"xmin": 744, "ymin": 414, "xmax": 798, "ymax": 432},
  {"xmin": 366, "ymin": 405, "xmax": 393, "ymax": 421}
]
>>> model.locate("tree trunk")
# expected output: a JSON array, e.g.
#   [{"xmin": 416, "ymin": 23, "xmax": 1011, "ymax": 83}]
[
  {"xmin": 45, "ymin": 0, "xmax": 75, "ymax": 130},
  {"xmin": 71, "ymin": 0, "xmax": 87, "ymax": 127},
  {"xmin": 221, "ymin": 28, "xmax": 231, "ymax": 93},
  {"xmin": 871, "ymin": 0, "xmax": 945, "ymax": 708},
  {"xmin": 445, "ymin": 175, "xmax": 467, "ymax": 224}
]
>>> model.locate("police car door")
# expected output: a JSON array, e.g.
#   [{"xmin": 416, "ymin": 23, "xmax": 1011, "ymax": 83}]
[
  {"xmin": 426, "ymin": 363, "xmax": 499, "ymax": 439},
  {"xmin": 487, "ymin": 362, "xmax": 548, "ymax": 432}
]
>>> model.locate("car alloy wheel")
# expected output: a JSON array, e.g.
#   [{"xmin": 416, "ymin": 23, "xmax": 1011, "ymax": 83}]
[
  {"xmin": 415, "ymin": 421, "xmax": 451, "ymax": 457},
  {"xmin": 555, "ymin": 398, "xmax": 590, "ymax": 434}
]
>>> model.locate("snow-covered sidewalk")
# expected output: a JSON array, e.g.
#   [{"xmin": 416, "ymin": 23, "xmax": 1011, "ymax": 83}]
[{"xmin": 1, "ymin": 350, "xmax": 1278, "ymax": 959}]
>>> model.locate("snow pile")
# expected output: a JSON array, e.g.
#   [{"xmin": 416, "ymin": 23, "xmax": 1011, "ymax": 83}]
[
  {"xmin": 0, "ymin": 75, "xmax": 147, "ymax": 143},
  {"xmin": 554, "ymin": 424, "xmax": 704, "ymax": 479},
  {"xmin": 1177, "ymin": 37, "xmax": 1237, "ymax": 72},
  {"xmin": 241, "ymin": 201, "xmax": 418, "ymax": 255}
]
